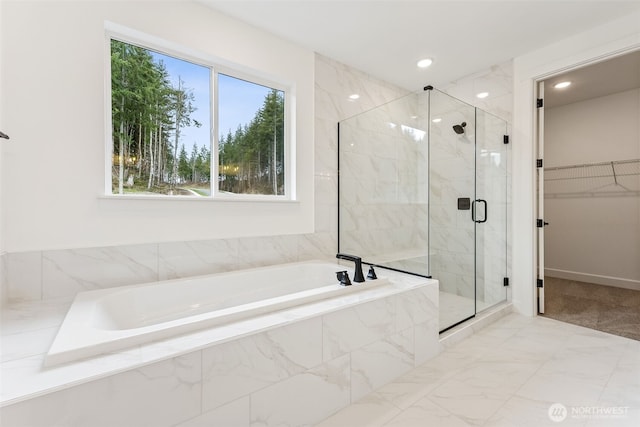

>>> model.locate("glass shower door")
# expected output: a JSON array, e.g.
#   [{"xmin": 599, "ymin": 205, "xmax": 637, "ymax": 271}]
[
  {"xmin": 475, "ymin": 110, "xmax": 509, "ymax": 311},
  {"xmin": 337, "ymin": 88, "xmax": 509, "ymax": 334},
  {"xmin": 428, "ymin": 90, "xmax": 477, "ymax": 331}
]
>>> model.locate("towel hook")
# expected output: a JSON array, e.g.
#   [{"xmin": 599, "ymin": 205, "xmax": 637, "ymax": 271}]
[{"xmin": 0, "ymin": 131, "xmax": 9, "ymax": 140}]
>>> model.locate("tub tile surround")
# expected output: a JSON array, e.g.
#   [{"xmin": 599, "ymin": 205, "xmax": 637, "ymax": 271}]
[
  {"xmin": 42, "ymin": 244, "xmax": 159, "ymax": 300},
  {"xmin": 0, "ymin": 268, "xmax": 439, "ymax": 427}
]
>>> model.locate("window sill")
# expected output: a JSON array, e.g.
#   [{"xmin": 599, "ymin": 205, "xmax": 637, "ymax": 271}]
[{"xmin": 99, "ymin": 194, "xmax": 299, "ymax": 204}]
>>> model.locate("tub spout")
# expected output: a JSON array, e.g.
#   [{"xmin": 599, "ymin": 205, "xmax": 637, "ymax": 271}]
[{"xmin": 336, "ymin": 253, "xmax": 365, "ymax": 283}]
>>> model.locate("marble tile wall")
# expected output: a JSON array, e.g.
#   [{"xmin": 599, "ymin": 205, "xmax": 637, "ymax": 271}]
[
  {"xmin": 338, "ymin": 92, "xmax": 428, "ymax": 259},
  {"xmin": 429, "ymin": 89, "xmax": 477, "ymax": 300},
  {"xmin": 1, "ymin": 54, "xmax": 409, "ymax": 304},
  {"xmin": 0, "ymin": 282, "xmax": 440, "ymax": 427}
]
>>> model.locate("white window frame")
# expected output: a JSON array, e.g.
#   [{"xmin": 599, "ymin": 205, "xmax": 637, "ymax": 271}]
[{"xmin": 104, "ymin": 23, "xmax": 295, "ymax": 201}]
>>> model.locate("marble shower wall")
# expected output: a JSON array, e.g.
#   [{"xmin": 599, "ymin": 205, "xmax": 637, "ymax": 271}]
[
  {"xmin": 1, "ymin": 54, "xmax": 409, "ymax": 303},
  {"xmin": 338, "ymin": 92, "xmax": 429, "ymax": 261},
  {"xmin": 429, "ymin": 90, "xmax": 510, "ymax": 305},
  {"xmin": 429, "ymin": 90, "xmax": 477, "ymax": 300}
]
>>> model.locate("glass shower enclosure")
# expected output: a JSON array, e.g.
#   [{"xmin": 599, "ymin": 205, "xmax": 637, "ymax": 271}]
[{"xmin": 338, "ymin": 88, "xmax": 509, "ymax": 332}]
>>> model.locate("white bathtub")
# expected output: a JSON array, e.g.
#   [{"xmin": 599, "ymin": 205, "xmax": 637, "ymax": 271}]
[{"xmin": 46, "ymin": 260, "xmax": 388, "ymax": 366}]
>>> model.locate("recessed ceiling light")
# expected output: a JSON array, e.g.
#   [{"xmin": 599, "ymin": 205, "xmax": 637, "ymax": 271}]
[
  {"xmin": 432, "ymin": 118, "xmax": 442, "ymax": 123},
  {"xmin": 554, "ymin": 81, "xmax": 571, "ymax": 89},
  {"xmin": 417, "ymin": 58, "xmax": 433, "ymax": 69},
  {"xmin": 476, "ymin": 92, "xmax": 489, "ymax": 99},
  {"xmin": 349, "ymin": 94, "xmax": 360, "ymax": 100}
]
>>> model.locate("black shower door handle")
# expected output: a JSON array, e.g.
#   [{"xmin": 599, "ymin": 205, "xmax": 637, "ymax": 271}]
[{"xmin": 472, "ymin": 199, "xmax": 488, "ymax": 223}]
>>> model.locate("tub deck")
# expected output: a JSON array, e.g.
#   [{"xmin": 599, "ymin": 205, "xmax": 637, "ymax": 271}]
[
  {"xmin": 0, "ymin": 261, "xmax": 436, "ymax": 409},
  {"xmin": 46, "ymin": 261, "xmax": 390, "ymax": 366}
]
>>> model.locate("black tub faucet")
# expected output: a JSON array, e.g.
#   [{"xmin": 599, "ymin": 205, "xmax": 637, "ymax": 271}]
[{"xmin": 336, "ymin": 253, "xmax": 365, "ymax": 283}]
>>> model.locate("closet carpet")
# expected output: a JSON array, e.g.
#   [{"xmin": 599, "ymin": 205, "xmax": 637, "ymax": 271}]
[{"xmin": 542, "ymin": 276, "xmax": 640, "ymax": 341}]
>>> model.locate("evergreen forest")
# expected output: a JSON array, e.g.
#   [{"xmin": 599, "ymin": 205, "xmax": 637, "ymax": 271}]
[{"xmin": 111, "ymin": 39, "xmax": 285, "ymax": 196}]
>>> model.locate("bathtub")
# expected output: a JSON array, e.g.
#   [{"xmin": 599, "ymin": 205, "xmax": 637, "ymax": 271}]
[{"xmin": 46, "ymin": 260, "xmax": 388, "ymax": 366}]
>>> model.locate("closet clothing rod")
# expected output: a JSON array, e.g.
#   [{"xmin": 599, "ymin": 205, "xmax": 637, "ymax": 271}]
[
  {"xmin": 544, "ymin": 158, "xmax": 640, "ymax": 181},
  {"xmin": 544, "ymin": 158, "xmax": 639, "ymax": 172}
]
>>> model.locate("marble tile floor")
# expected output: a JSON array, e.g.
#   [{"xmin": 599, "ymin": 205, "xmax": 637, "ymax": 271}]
[
  {"xmin": 316, "ymin": 312, "xmax": 640, "ymax": 427},
  {"xmin": 440, "ymin": 291, "xmax": 494, "ymax": 332},
  {"xmin": 541, "ymin": 277, "xmax": 640, "ymax": 341}
]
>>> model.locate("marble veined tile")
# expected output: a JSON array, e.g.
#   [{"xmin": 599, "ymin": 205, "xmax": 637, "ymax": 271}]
[
  {"xmin": 585, "ymin": 411, "xmax": 640, "ymax": 427},
  {"xmin": 414, "ymin": 320, "xmax": 442, "ymax": 366},
  {"xmin": 427, "ymin": 378, "xmax": 511, "ymax": 425},
  {"xmin": 0, "ymin": 352, "xmax": 201, "ymax": 427},
  {"xmin": 158, "ymin": 239, "xmax": 238, "ymax": 280},
  {"xmin": 396, "ymin": 286, "xmax": 438, "ymax": 331},
  {"xmin": 315, "ymin": 391, "xmax": 401, "ymax": 427},
  {"xmin": 1, "ymin": 326, "xmax": 58, "ymax": 362},
  {"xmin": 297, "ymin": 232, "xmax": 336, "ymax": 261},
  {"xmin": 202, "ymin": 317, "xmax": 322, "ymax": 412},
  {"xmin": 515, "ymin": 369, "xmax": 606, "ymax": 408},
  {"xmin": 383, "ymin": 395, "xmax": 474, "ymax": 427},
  {"xmin": 250, "ymin": 354, "xmax": 350, "ymax": 427},
  {"xmin": 373, "ymin": 379, "xmax": 439, "ymax": 411},
  {"xmin": 351, "ymin": 328, "xmax": 414, "ymax": 402},
  {"xmin": 484, "ymin": 395, "xmax": 587, "ymax": 427},
  {"xmin": 322, "ymin": 297, "xmax": 396, "ymax": 361},
  {"xmin": 42, "ymin": 244, "xmax": 158, "ymax": 299},
  {"xmin": 176, "ymin": 396, "xmax": 250, "ymax": 427},
  {"xmin": 0, "ymin": 297, "xmax": 71, "ymax": 336},
  {"xmin": 6, "ymin": 251, "xmax": 42, "ymax": 302},
  {"xmin": 235, "ymin": 235, "xmax": 299, "ymax": 270}
]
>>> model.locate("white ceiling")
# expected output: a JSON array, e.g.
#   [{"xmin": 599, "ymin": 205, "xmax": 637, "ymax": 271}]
[
  {"xmin": 198, "ymin": 0, "xmax": 640, "ymax": 92},
  {"xmin": 544, "ymin": 49, "xmax": 640, "ymax": 108}
]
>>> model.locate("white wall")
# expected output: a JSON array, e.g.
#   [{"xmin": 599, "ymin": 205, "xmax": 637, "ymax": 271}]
[
  {"xmin": 2, "ymin": 51, "xmax": 410, "ymax": 302},
  {"xmin": 512, "ymin": 10, "xmax": 640, "ymax": 316},
  {"xmin": 0, "ymin": 0, "xmax": 6, "ymax": 305},
  {"xmin": 544, "ymin": 89, "xmax": 640, "ymax": 287},
  {"xmin": 0, "ymin": 0, "xmax": 314, "ymax": 252}
]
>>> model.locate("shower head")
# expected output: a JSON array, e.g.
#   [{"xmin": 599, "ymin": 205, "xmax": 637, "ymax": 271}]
[{"xmin": 453, "ymin": 122, "xmax": 467, "ymax": 135}]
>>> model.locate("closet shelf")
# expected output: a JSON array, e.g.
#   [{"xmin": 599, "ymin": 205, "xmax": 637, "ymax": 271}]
[{"xmin": 544, "ymin": 159, "xmax": 640, "ymax": 197}]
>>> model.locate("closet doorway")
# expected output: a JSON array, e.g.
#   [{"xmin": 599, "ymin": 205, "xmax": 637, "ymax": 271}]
[{"xmin": 535, "ymin": 50, "xmax": 640, "ymax": 340}]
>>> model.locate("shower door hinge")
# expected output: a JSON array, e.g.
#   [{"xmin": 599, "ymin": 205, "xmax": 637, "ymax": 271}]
[
  {"xmin": 537, "ymin": 98, "xmax": 544, "ymax": 108},
  {"xmin": 503, "ymin": 135, "xmax": 509, "ymax": 144},
  {"xmin": 537, "ymin": 278, "xmax": 544, "ymax": 288},
  {"xmin": 503, "ymin": 277, "xmax": 510, "ymax": 287},
  {"xmin": 537, "ymin": 159, "xmax": 543, "ymax": 168}
]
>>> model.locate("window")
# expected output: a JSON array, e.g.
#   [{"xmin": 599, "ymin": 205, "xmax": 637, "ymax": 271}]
[{"xmin": 108, "ymin": 37, "xmax": 289, "ymax": 199}]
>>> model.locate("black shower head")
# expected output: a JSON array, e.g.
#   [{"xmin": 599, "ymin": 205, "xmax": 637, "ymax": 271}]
[{"xmin": 453, "ymin": 122, "xmax": 467, "ymax": 134}]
